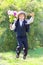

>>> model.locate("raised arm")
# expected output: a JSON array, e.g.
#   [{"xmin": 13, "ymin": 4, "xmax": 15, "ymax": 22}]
[{"xmin": 26, "ymin": 12, "xmax": 34, "ymax": 24}]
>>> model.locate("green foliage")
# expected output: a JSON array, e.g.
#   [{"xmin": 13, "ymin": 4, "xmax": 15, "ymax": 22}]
[
  {"xmin": 0, "ymin": 0, "xmax": 43, "ymax": 51},
  {"xmin": 9, "ymin": 15, "xmax": 15, "ymax": 23}
]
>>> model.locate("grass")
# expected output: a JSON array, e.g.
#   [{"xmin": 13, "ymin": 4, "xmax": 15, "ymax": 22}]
[{"xmin": 0, "ymin": 47, "xmax": 43, "ymax": 65}]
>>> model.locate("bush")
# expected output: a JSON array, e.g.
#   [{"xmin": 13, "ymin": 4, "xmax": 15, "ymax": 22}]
[{"xmin": 0, "ymin": 0, "xmax": 43, "ymax": 51}]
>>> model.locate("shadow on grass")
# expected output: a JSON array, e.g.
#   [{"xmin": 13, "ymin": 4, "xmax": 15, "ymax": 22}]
[{"xmin": 28, "ymin": 47, "xmax": 43, "ymax": 58}]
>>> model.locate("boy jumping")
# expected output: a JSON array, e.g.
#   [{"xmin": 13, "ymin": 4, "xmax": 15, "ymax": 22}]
[{"xmin": 10, "ymin": 11, "xmax": 34, "ymax": 59}]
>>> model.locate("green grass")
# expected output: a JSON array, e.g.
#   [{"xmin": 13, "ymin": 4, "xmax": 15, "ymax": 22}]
[{"xmin": 0, "ymin": 47, "xmax": 43, "ymax": 65}]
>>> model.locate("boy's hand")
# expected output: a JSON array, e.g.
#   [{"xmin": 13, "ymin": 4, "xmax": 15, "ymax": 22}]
[
  {"xmin": 29, "ymin": 12, "xmax": 34, "ymax": 17},
  {"xmin": 27, "ymin": 12, "xmax": 34, "ymax": 18},
  {"xmin": 10, "ymin": 24, "xmax": 12, "ymax": 30}
]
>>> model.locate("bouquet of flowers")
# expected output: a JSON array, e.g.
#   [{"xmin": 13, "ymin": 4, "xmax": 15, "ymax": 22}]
[{"xmin": 7, "ymin": 10, "xmax": 17, "ymax": 23}]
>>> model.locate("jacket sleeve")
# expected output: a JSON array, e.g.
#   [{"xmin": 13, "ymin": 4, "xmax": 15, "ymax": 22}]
[
  {"xmin": 26, "ymin": 17, "xmax": 34, "ymax": 24},
  {"xmin": 10, "ymin": 21, "xmax": 16, "ymax": 30}
]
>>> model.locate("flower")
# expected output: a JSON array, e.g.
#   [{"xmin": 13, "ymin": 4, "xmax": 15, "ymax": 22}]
[
  {"xmin": 7, "ymin": 10, "xmax": 14, "ymax": 15},
  {"xmin": 7, "ymin": 10, "xmax": 17, "ymax": 23},
  {"xmin": 13, "ymin": 11, "xmax": 17, "ymax": 17}
]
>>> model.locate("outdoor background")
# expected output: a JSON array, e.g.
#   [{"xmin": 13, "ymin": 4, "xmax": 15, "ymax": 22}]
[{"xmin": 0, "ymin": 0, "xmax": 43, "ymax": 65}]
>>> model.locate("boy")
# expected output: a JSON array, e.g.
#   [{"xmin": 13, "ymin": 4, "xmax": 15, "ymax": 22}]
[{"xmin": 10, "ymin": 11, "xmax": 34, "ymax": 59}]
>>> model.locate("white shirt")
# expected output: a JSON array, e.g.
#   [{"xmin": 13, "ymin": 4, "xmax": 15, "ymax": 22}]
[
  {"xmin": 19, "ymin": 19, "xmax": 24, "ymax": 26},
  {"xmin": 10, "ymin": 17, "xmax": 34, "ymax": 30}
]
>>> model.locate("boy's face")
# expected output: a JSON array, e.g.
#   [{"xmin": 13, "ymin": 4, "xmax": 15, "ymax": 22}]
[{"xmin": 18, "ymin": 14, "xmax": 25, "ymax": 20}]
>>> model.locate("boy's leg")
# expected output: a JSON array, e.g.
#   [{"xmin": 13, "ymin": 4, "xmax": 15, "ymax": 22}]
[
  {"xmin": 16, "ymin": 38, "xmax": 22, "ymax": 58},
  {"xmin": 23, "ymin": 37, "xmax": 28, "ymax": 59}
]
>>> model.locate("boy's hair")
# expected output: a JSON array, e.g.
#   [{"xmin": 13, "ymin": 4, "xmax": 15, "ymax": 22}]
[
  {"xmin": 17, "ymin": 11, "xmax": 27, "ymax": 19},
  {"xmin": 18, "ymin": 13, "xmax": 26, "ymax": 19}
]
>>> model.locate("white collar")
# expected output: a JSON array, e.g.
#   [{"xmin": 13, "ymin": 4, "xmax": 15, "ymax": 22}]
[
  {"xmin": 19, "ymin": 19, "xmax": 24, "ymax": 26},
  {"xmin": 19, "ymin": 19, "xmax": 24, "ymax": 22}
]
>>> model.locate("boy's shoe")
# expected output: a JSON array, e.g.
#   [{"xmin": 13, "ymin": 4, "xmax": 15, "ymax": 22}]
[
  {"xmin": 16, "ymin": 54, "xmax": 19, "ymax": 58},
  {"xmin": 23, "ymin": 55, "xmax": 26, "ymax": 59}
]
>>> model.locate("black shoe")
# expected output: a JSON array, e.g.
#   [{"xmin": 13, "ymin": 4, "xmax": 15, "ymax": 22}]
[
  {"xmin": 16, "ymin": 54, "xmax": 19, "ymax": 58},
  {"xmin": 23, "ymin": 56, "xmax": 26, "ymax": 59}
]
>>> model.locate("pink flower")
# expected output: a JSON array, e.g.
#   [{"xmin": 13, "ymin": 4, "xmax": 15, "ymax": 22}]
[
  {"xmin": 13, "ymin": 11, "xmax": 17, "ymax": 16},
  {"xmin": 7, "ymin": 10, "xmax": 14, "ymax": 15},
  {"xmin": 7, "ymin": 10, "xmax": 17, "ymax": 17},
  {"xmin": 7, "ymin": 10, "xmax": 11, "ymax": 15}
]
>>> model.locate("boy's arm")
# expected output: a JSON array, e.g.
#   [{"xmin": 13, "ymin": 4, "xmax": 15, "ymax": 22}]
[
  {"xmin": 26, "ymin": 12, "xmax": 34, "ymax": 24},
  {"xmin": 10, "ymin": 21, "xmax": 16, "ymax": 30}
]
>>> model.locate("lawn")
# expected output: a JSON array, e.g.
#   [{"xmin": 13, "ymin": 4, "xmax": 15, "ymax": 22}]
[{"xmin": 0, "ymin": 47, "xmax": 43, "ymax": 65}]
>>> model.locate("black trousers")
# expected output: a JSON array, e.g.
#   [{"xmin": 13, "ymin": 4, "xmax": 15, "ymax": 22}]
[{"xmin": 16, "ymin": 36, "xmax": 28, "ymax": 56}]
